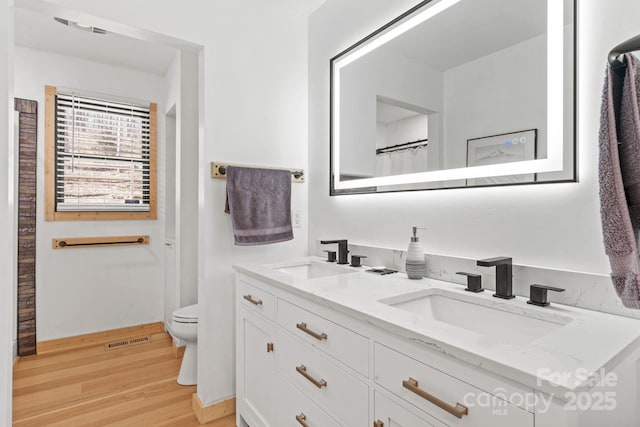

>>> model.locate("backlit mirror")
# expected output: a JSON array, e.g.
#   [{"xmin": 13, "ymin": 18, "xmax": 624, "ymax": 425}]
[{"xmin": 330, "ymin": 0, "xmax": 575, "ymax": 195}]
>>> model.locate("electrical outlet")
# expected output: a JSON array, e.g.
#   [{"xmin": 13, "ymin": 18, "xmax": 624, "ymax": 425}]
[{"xmin": 293, "ymin": 209, "xmax": 302, "ymax": 228}]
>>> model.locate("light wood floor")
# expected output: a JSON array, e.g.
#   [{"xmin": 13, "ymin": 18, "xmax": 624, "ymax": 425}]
[{"xmin": 13, "ymin": 332, "xmax": 235, "ymax": 427}]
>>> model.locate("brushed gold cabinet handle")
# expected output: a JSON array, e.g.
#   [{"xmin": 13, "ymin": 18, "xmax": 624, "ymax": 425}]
[
  {"xmin": 243, "ymin": 294, "xmax": 263, "ymax": 306},
  {"xmin": 296, "ymin": 322, "xmax": 327, "ymax": 341},
  {"xmin": 296, "ymin": 364, "xmax": 327, "ymax": 388},
  {"xmin": 296, "ymin": 413, "xmax": 309, "ymax": 427},
  {"xmin": 374, "ymin": 420, "xmax": 384, "ymax": 427},
  {"xmin": 402, "ymin": 377, "xmax": 468, "ymax": 419}
]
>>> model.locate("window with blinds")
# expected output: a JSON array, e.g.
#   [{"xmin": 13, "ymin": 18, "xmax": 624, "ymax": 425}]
[{"xmin": 54, "ymin": 93, "xmax": 151, "ymax": 212}]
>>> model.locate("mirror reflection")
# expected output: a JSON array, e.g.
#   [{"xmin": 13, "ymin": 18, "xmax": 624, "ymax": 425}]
[{"xmin": 331, "ymin": 0, "xmax": 575, "ymax": 194}]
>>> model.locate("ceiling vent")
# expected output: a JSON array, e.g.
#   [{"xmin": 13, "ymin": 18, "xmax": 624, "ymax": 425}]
[{"xmin": 54, "ymin": 17, "xmax": 107, "ymax": 35}]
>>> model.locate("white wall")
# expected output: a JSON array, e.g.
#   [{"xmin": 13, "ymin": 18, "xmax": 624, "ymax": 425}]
[
  {"xmin": 13, "ymin": 46, "xmax": 167, "ymax": 340},
  {"xmin": 376, "ymin": 114, "xmax": 428, "ymax": 150},
  {"xmin": 443, "ymin": 34, "xmax": 546, "ymax": 170},
  {"xmin": 177, "ymin": 50, "xmax": 198, "ymax": 311},
  {"xmin": 19, "ymin": 0, "xmax": 310, "ymax": 407},
  {"xmin": 0, "ymin": 0, "xmax": 14, "ymax": 423},
  {"xmin": 163, "ymin": 52, "xmax": 179, "ymax": 326},
  {"xmin": 340, "ymin": 47, "xmax": 442, "ymax": 177},
  {"xmin": 162, "ymin": 49, "xmax": 199, "ymax": 327},
  {"xmin": 198, "ymin": 2, "xmax": 309, "ymax": 406},
  {"xmin": 309, "ymin": 0, "xmax": 640, "ymax": 281}
]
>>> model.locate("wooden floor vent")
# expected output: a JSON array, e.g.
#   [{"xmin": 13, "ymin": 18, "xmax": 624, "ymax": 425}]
[{"xmin": 105, "ymin": 335, "xmax": 151, "ymax": 351}]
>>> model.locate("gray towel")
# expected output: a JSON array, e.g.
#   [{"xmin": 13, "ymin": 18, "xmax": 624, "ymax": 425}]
[
  {"xmin": 599, "ymin": 54, "xmax": 640, "ymax": 308},
  {"xmin": 224, "ymin": 166, "xmax": 293, "ymax": 246}
]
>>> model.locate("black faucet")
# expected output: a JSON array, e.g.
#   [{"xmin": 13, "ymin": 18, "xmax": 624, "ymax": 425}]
[
  {"xmin": 320, "ymin": 240, "xmax": 349, "ymax": 264},
  {"xmin": 477, "ymin": 257, "xmax": 514, "ymax": 299}
]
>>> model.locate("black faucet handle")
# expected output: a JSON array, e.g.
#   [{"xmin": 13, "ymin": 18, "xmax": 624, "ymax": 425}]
[
  {"xmin": 350, "ymin": 254, "xmax": 367, "ymax": 267},
  {"xmin": 456, "ymin": 272, "xmax": 483, "ymax": 293},
  {"xmin": 527, "ymin": 284, "xmax": 565, "ymax": 307},
  {"xmin": 323, "ymin": 250, "xmax": 337, "ymax": 263},
  {"xmin": 477, "ymin": 256, "xmax": 512, "ymax": 266}
]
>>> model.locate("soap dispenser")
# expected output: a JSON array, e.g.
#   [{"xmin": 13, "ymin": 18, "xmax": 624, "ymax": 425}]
[{"xmin": 406, "ymin": 227, "xmax": 426, "ymax": 280}]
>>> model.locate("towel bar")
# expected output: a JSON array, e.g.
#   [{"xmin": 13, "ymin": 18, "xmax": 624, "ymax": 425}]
[
  {"xmin": 211, "ymin": 162, "xmax": 304, "ymax": 183},
  {"xmin": 52, "ymin": 235, "xmax": 150, "ymax": 249}
]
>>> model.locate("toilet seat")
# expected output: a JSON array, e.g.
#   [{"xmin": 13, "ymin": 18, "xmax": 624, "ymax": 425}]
[{"xmin": 172, "ymin": 304, "xmax": 198, "ymax": 324}]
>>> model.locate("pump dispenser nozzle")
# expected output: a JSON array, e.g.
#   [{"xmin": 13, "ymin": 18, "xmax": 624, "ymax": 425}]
[{"xmin": 411, "ymin": 226, "xmax": 425, "ymax": 242}]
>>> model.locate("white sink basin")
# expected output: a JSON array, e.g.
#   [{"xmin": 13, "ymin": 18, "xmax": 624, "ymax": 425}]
[
  {"xmin": 269, "ymin": 260, "xmax": 357, "ymax": 280},
  {"xmin": 380, "ymin": 289, "xmax": 572, "ymax": 345}
]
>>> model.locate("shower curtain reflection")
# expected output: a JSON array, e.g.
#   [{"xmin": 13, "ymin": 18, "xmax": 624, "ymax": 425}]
[{"xmin": 375, "ymin": 145, "xmax": 429, "ymax": 177}]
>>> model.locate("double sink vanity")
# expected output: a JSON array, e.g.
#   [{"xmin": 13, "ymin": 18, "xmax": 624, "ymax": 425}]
[{"xmin": 235, "ymin": 256, "xmax": 640, "ymax": 427}]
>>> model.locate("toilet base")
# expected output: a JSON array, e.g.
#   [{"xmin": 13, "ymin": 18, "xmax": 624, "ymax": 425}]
[{"xmin": 177, "ymin": 342, "xmax": 197, "ymax": 385}]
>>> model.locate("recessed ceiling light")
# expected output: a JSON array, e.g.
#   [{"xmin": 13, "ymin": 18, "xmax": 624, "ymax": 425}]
[{"xmin": 53, "ymin": 16, "xmax": 107, "ymax": 35}]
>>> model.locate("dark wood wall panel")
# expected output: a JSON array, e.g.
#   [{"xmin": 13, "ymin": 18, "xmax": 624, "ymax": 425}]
[{"xmin": 15, "ymin": 98, "xmax": 37, "ymax": 356}]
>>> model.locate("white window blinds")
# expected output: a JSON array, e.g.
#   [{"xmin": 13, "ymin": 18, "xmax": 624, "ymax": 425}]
[{"xmin": 55, "ymin": 93, "xmax": 151, "ymax": 212}]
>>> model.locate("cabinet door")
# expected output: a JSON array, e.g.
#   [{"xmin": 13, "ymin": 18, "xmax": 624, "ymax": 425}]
[
  {"xmin": 375, "ymin": 391, "xmax": 446, "ymax": 427},
  {"xmin": 239, "ymin": 310, "xmax": 275, "ymax": 427}
]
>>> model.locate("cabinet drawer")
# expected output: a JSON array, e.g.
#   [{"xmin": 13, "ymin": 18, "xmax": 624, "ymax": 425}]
[
  {"xmin": 238, "ymin": 279, "xmax": 275, "ymax": 321},
  {"xmin": 374, "ymin": 391, "xmax": 446, "ymax": 427},
  {"xmin": 374, "ymin": 343, "xmax": 533, "ymax": 426},
  {"xmin": 276, "ymin": 329, "xmax": 368, "ymax": 427},
  {"xmin": 278, "ymin": 299, "xmax": 369, "ymax": 377},
  {"xmin": 274, "ymin": 373, "xmax": 342, "ymax": 427}
]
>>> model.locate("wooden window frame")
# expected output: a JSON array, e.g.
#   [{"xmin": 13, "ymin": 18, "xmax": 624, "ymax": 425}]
[{"xmin": 45, "ymin": 85, "xmax": 157, "ymax": 221}]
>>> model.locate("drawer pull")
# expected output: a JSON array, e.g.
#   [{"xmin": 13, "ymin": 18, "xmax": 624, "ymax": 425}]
[
  {"xmin": 243, "ymin": 294, "xmax": 263, "ymax": 306},
  {"xmin": 296, "ymin": 322, "xmax": 328, "ymax": 341},
  {"xmin": 266, "ymin": 342, "xmax": 274, "ymax": 353},
  {"xmin": 296, "ymin": 364, "xmax": 327, "ymax": 388},
  {"xmin": 374, "ymin": 421, "xmax": 384, "ymax": 427},
  {"xmin": 296, "ymin": 413, "xmax": 309, "ymax": 427},
  {"xmin": 402, "ymin": 377, "xmax": 468, "ymax": 419}
]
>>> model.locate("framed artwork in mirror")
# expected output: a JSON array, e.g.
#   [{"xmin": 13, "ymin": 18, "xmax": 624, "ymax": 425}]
[{"xmin": 466, "ymin": 129, "xmax": 537, "ymax": 186}]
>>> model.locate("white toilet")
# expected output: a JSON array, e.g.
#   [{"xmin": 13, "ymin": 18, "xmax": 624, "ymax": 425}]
[{"xmin": 171, "ymin": 304, "xmax": 198, "ymax": 385}]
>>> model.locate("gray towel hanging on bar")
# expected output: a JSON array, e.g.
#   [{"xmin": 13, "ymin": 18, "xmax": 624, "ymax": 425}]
[
  {"xmin": 224, "ymin": 166, "xmax": 294, "ymax": 246},
  {"xmin": 599, "ymin": 53, "xmax": 640, "ymax": 309}
]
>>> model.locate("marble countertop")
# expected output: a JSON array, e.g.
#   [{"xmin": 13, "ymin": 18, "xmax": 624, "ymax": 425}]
[{"xmin": 234, "ymin": 256, "xmax": 640, "ymax": 396}]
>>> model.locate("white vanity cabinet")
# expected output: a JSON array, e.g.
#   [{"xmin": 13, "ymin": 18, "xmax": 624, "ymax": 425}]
[
  {"xmin": 236, "ymin": 273, "xmax": 533, "ymax": 426},
  {"xmin": 235, "ymin": 268, "xmax": 640, "ymax": 427}
]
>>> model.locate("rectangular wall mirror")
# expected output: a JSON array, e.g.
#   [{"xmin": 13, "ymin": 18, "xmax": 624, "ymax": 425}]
[{"xmin": 330, "ymin": 0, "xmax": 575, "ymax": 195}]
